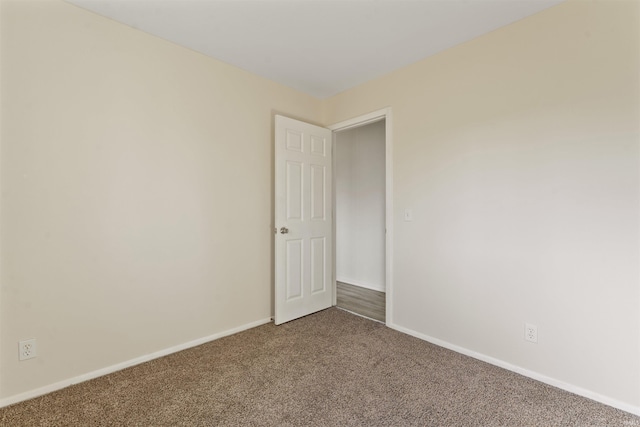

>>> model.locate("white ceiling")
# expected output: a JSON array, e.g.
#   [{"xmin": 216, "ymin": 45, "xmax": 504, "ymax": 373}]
[{"xmin": 67, "ymin": 0, "xmax": 565, "ymax": 98}]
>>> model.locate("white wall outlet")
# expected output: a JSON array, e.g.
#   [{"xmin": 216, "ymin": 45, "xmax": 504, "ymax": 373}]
[
  {"xmin": 404, "ymin": 209, "xmax": 413, "ymax": 221},
  {"xmin": 19, "ymin": 338, "xmax": 37, "ymax": 361},
  {"xmin": 524, "ymin": 323, "xmax": 538, "ymax": 343}
]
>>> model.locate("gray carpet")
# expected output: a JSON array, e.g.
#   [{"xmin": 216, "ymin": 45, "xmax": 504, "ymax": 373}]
[{"xmin": 1, "ymin": 308, "xmax": 638, "ymax": 426}]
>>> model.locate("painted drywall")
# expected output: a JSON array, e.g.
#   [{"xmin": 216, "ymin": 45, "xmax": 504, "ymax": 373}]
[
  {"xmin": 335, "ymin": 121, "xmax": 385, "ymax": 291},
  {"xmin": 325, "ymin": 0, "xmax": 640, "ymax": 409},
  {"xmin": 2, "ymin": 0, "xmax": 639, "ymax": 414},
  {"xmin": 0, "ymin": 0, "xmax": 322, "ymax": 399}
]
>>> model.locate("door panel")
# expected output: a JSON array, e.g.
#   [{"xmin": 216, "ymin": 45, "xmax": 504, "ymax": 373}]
[
  {"xmin": 310, "ymin": 237, "xmax": 326, "ymax": 294},
  {"xmin": 286, "ymin": 161, "xmax": 303, "ymax": 220},
  {"xmin": 310, "ymin": 164, "xmax": 326, "ymax": 220},
  {"xmin": 286, "ymin": 239, "xmax": 303, "ymax": 300},
  {"xmin": 275, "ymin": 115, "xmax": 333, "ymax": 325},
  {"xmin": 311, "ymin": 135, "xmax": 326, "ymax": 156}
]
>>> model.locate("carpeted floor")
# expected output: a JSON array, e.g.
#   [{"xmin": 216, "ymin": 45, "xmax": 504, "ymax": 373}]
[{"xmin": 1, "ymin": 308, "xmax": 638, "ymax": 426}]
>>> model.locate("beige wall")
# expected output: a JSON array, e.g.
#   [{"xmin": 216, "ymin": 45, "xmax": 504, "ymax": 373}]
[
  {"xmin": 325, "ymin": 0, "xmax": 639, "ymax": 407},
  {"xmin": 0, "ymin": 0, "xmax": 321, "ymax": 399},
  {"xmin": 2, "ymin": 0, "xmax": 639, "ymax": 413}
]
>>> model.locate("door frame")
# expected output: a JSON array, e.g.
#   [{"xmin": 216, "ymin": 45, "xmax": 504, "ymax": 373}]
[{"xmin": 328, "ymin": 108, "xmax": 393, "ymax": 325}]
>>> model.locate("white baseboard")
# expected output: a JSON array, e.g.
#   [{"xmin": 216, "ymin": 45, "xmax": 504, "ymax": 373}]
[
  {"xmin": 0, "ymin": 317, "xmax": 272, "ymax": 409},
  {"xmin": 336, "ymin": 278, "xmax": 384, "ymax": 293},
  {"xmin": 387, "ymin": 322, "xmax": 640, "ymax": 417},
  {"xmin": 4, "ymin": 317, "xmax": 637, "ymax": 417}
]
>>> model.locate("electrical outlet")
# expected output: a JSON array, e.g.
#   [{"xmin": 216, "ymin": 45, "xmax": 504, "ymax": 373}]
[
  {"xmin": 19, "ymin": 339, "xmax": 37, "ymax": 361},
  {"xmin": 524, "ymin": 323, "xmax": 538, "ymax": 343}
]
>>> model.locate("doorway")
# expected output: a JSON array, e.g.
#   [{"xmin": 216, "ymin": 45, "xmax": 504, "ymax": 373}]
[
  {"xmin": 273, "ymin": 110, "xmax": 392, "ymax": 325},
  {"xmin": 330, "ymin": 109, "xmax": 392, "ymax": 323}
]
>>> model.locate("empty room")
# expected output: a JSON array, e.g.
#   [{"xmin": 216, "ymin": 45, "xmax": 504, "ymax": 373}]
[{"xmin": 1, "ymin": 0, "xmax": 639, "ymax": 425}]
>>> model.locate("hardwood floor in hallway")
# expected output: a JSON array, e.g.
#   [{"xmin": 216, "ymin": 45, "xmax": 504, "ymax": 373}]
[{"xmin": 336, "ymin": 281, "xmax": 385, "ymax": 322}]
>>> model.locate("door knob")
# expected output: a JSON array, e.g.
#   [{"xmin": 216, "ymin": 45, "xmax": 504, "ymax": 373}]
[{"xmin": 280, "ymin": 227, "xmax": 289, "ymax": 234}]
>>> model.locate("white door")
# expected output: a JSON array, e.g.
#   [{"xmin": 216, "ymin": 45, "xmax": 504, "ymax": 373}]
[{"xmin": 274, "ymin": 115, "xmax": 333, "ymax": 325}]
